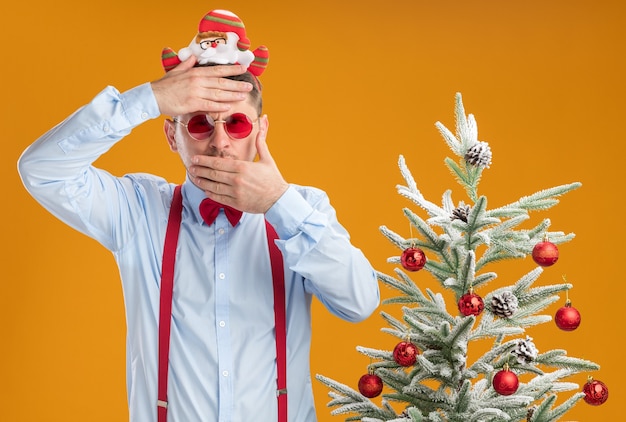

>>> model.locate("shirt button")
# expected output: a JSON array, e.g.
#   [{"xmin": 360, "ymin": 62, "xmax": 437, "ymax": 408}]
[
  {"xmin": 222, "ymin": 371, "xmax": 229, "ymax": 377},
  {"xmin": 219, "ymin": 273, "xmax": 225, "ymax": 280},
  {"xmin": 141, "ymin": 112, "xmax": 148, "ymax": 119},
  {"xmin": 218, "ymin": 228, "xmax": 225, "ymax": 235},
  {"xmin": 219, "ymin": 321, "xmax": 226, "ymax": 327}
]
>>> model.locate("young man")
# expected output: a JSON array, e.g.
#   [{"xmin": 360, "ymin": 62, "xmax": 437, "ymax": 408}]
[{"xmin": 17, "ymin": 8, "xmax": 379, "ymax": 422}]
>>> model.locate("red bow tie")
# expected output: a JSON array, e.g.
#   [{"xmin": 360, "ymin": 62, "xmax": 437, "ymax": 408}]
[{"xmin": 199, "ymin": 198, "xmax": 243, "ymax": 227}]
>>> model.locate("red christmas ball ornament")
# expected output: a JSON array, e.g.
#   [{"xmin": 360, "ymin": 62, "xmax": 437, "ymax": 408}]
[
  {"xmin": 493, "ymin": 368, "xmax": 519, "ymax": 396},
  {"xmin": 401, "ymin": 247, "xmax": 426, "ymax": 272},
  {"xmin": 358, "ymin": 373, "xmax": 384, "ymax": 398},
  {"xmin": 583, "ymin": 377, "xmax": 609, "ymax": 405},
  {"xmin": 458, "ymin": 290, "xmax": 484, "ymax": 317},
  {"xmin": 555, "ymin": 301, "xmax": 581, "ymax": 331},
  {"xmin": 532, "ymin": 240, "xmax": 559, "ymax": 267},
  {"xmin": 393, "ymin": 341, "xmax": 420, "ymax": 367}
]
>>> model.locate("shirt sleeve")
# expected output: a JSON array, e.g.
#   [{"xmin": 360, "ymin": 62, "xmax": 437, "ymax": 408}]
[
  {"xmin": 17, "ymin": 83, "xmax": 163, "ymax": 251},
  {"xmin": 265, "ymin": 185, "xmax": 380, "ymax": 322}
]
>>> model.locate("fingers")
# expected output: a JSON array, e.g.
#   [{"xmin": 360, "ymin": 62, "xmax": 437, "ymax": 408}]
[
  {"xmin": 170, "ymin": 55, "xmax": 197, "ymax": 73},
  {"xmin": 151, "ymin": 63, "xmax": 253, "ymax": 117},
  {"xmin": 189, "ymin": 156, "xmax": 238, "ymax": 186},
  {"xmin": 188, "ymin": 159, "xmax": 239, "ymax": 203},
  {"xmin": 201, "ymin": 63, "xmax": 249, "ymax": 79},
  {"xmin": 195, "ymin": 77, "xmax": 250, "ymax": 103},
  {"xmin": 194, "ymin": 65, "xmax": 252, "ymax": 93}
]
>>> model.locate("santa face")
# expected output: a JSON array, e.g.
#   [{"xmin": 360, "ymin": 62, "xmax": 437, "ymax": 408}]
[
  {"xmin": 176, "ymin": 29, "xmax": 256, "ymax": 69},
  {"xmin": 191, "ymin": 31, "xmax": 241, "ymax": 65}
]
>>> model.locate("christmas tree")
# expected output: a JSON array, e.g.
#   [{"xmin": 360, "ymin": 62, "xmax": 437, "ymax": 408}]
[{"xmin": 316, "ymin": 93, "xmax": 608, "ymax": 421}]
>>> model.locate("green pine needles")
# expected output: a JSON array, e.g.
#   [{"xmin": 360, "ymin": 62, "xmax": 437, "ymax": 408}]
[{"xmin": 316, "ymin": 93, "xmax": 600, "ymax": 422}]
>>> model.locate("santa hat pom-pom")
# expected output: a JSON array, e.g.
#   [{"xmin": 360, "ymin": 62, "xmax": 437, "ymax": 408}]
[{"xmin": 161, "ymin": 47, "xmax": 182, "ymax": 72}]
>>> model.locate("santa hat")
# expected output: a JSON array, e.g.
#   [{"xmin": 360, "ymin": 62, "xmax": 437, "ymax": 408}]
[
  {"xmin": 161, "ymin": 9, "xmax": 269, "ymax": 76},
  {"xmin": 199, "ymin": 9, "xmax": 250, "ymax": 51}
]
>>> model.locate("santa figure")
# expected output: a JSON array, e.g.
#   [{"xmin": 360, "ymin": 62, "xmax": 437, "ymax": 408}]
[{"xmin": 161, "ymin": 9, "xmax": 269, "ymax": 76}]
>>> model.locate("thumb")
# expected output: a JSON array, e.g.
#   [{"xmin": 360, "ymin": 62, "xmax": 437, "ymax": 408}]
[{"xmin": 256, "ymin": 118, "xmax": 273, "ymax": 163}]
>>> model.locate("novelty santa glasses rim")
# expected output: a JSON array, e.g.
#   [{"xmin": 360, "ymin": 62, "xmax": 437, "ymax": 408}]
[
  {"xmin": 199, "ymin": 37, "xmax": 227, "ymax": 50},
  {"xmin": 173, "ymin": 113, "xmax": 259, "ymax": 141}
]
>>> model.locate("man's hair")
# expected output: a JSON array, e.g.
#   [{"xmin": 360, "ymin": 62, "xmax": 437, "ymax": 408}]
[{"xmin": 225, "ymin": 71, "xmax": 263, "ymax": 115}]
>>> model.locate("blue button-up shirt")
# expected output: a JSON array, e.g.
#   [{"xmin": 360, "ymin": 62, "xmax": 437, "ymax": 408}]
[{"xmin": 17, "ymin": 83, "xmax": 380, "ymax": 421}]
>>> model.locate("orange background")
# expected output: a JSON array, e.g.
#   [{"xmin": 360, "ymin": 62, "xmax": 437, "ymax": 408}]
[{"xmin": 2, "ymin": 0, "xmax": 623, "ymax": 420}]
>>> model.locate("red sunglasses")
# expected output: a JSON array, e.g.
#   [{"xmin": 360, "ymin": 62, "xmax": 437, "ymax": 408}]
[{"xmin": 173, "ymin": 113, "xmax": 258, "ymax": 141}]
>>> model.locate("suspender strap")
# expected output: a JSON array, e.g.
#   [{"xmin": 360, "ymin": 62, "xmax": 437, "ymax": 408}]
[
  {"xmin": 157, "ymin": 185, "xmax": 183, "ymax": 422},
  {"xmin": 265, "ymin": 221, "xmax": 287, "ymax": 422},
  {"xmin": 157, "ymin": 186, "xmax": 287, "ymax": 422}
]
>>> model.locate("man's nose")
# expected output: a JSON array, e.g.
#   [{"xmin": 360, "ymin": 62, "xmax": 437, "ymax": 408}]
[{"xmin": 209, "ymin": 122, "xmax": 230, "ymax": 149}]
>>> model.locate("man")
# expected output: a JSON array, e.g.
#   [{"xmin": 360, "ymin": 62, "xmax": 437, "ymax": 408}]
[{"xmin": 17, "ymin": 8, "xmax": 379, "ymax": 422}]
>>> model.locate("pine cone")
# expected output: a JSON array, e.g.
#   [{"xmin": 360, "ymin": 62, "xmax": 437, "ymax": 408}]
[
  {"xmin": 399, "ymin": 408, "xmax": 420, "ymax": 420},
  {"xmin": 491, "ymin": 291, "xmax": 518, "ymax": 318},
  {"xmin": 513, "ymin": 336, "xmax": 538, "ymax": 364},
  {"xmin": 451, "ymin": 203, "xmax": 471, "ymax": 222},
  {"xmin": 464, "ymin": 141, "xmax": 492, "ymax": 168}
]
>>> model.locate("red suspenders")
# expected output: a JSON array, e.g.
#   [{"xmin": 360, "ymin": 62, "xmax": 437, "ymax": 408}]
[{"xmin": 157, "ymin": 185, "xmax": 287, "ymax": 421}]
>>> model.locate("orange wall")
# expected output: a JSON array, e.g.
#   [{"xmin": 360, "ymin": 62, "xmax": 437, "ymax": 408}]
[{"xmin": 2, "ymin": 0, "xmax": 623, "ymax": 420}]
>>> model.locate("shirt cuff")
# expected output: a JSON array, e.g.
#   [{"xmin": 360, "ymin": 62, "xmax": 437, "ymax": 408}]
[
  {"xmin": 120, "ymin": 82, "xmax": 161, "ymax": 126},
  {"xmin": 265, "ymin": 186, "xmax": 315, "ymax": 239}
]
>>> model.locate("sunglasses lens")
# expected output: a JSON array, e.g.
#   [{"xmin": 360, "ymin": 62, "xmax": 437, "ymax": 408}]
[
  {"xmin": 225, "ymin": 113, "xmax": 253, "ymax": 139},
  {"xmin": 187, "ymin": 115, "xmax": 214, "ymax": 140}
]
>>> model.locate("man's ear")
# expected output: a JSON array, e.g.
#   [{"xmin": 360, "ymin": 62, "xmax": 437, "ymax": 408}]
[
  {"xmin": 260, "ymin": 114, "xmax": 269, "ymax": 134},
  {"xmin": 163, "ymin": 119, "xmax": 178, "ymax": 152}
]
